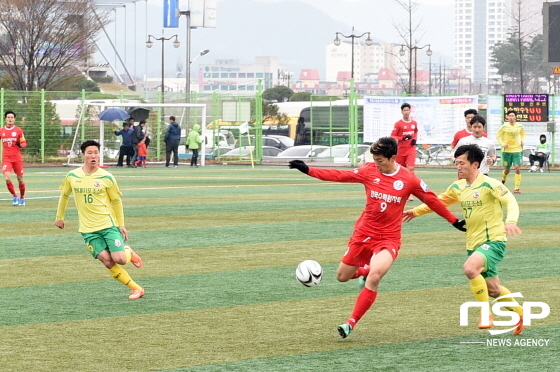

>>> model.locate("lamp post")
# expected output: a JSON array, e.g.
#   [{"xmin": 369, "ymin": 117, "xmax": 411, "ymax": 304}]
[
  {"xmin": 146, "ymin": 34, "xmax": 180, "ymax": 104},
  {"xmin": 334, "ymin": 27, "xmax": 373, "ymax": 81},
  {"xmin": 178, "ymin": 9, "xmax": 191, "ymax": 101},
  {"xmin": 399, "ymin": 43, "xmax": 432, "ymax": 94}
]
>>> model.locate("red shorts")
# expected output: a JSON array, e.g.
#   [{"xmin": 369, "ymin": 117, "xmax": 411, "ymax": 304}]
[
  {"xmin": 396, "ymin": 150, "xmax": 416, "ymax": 168},
  {"xmin": 2, "ymin": 160, "xmax": 24, "ymax": 176},
  {"xmin": 341, "ymin": 233, "xmax": 401, "ymax": 267}
]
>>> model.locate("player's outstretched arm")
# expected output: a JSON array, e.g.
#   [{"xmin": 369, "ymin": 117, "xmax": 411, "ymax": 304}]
[{"xmin": 288, "ymin": 160, "xmax": 309, "ymax": 174}]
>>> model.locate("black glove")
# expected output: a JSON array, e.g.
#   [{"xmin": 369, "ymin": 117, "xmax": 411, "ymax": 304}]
[
  {"xmin": 402, "ymin": 135, "xmax": 412, "ymax": 141},
  {"xmin": 289, "ymin": 160, "xmax": 309, "ymax": 174},
  {"xmin": 411, "ymin": 139, "xmax": 417, "ymax": 146},
  {"xmin": 452, "ymin": 219, "xmax": 466, "ymax": 232}
]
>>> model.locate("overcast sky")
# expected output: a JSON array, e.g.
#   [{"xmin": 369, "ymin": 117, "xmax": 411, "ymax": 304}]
[{"xmin": 94, "ymin": 0, "xmax": 454, "ymax": 82}]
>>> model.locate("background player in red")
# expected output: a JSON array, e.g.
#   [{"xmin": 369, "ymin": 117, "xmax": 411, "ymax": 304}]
[
  {"xmin": 0, "ymin": 110, "xmax": 27, "ymax": 206},
  {"xmin": 450, "ymin": 109, "xmax": 487, "ymax": 153},
  {"xmin": 391, "ymin": 102, "xmax": 418, "ymax": 201},
  {"xmin": 289, "ymin": 137, "xmax": 465, "ymax": 339}
]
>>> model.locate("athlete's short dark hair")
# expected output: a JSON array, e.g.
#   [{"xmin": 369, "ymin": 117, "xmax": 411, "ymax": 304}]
[
  {"xmin": 454, "ymin": 144, "xmax": 484, "ymax": 167},
  {"xmin": 469, "ymin": 115, "xmax": 486, "ymax": 127},
  {"xmin": 370, "ymin": 137, "xmax": 398, "ymax": 159},
  {"xmin": 401, "ymin": 103, "xmax": 411, "ymax": 111},
  {"xmin": 464, "ymin": 109, "xmax": 477, "ymax": 117},
  {"xmin": 80, "ymin": 140, "xmax": 101, "ymax": 153},
  {"xmin": 4, "ymin": 110, "xmax": 16, "ymax": 119}
]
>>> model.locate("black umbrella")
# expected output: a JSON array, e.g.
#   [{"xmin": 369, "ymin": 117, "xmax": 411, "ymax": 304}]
[{"xmin": 127, "ymin": 107, "xmax": 150, "ymax": 122}]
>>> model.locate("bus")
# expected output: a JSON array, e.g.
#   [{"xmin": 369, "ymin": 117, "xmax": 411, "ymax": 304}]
[
  {"xmin": 295, "ymin": 105, "xmax": 364, "ymax": 146},
  {"xmin": 207, "ymin": 116, "xmax": 300, "ymax": 141}
]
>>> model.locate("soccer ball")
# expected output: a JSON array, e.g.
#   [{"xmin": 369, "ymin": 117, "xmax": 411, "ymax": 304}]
[
  {"xmin": 295, "ymin": 260, "xmax": 323, "ymax": 287},
  {"xmin": 530, "ymin": 165, "xmax": 538, "ymax": 172}
]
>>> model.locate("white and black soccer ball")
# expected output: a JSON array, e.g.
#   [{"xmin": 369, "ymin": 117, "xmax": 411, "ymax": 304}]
[
  {"xmin": 295, "ymin": 260, "xmax": 323, "ymax": 287},
  {"xmin": 530, "ymin": 165, "xmax": 538, "ymax": 172}
]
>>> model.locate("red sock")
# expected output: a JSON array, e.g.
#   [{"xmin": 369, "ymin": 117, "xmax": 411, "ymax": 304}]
[
  {"xmin": 351, "ymin": 266, "xmax": 370, "ymax": 279},
  {"xmin": 19, "ymin": 182, "xmax": 25, "ymax": 199},
  {"xmin": 347, "ymin": 288, "xmax": 378, "ymax": 328},
  {"xmin": 6, "ymin": 181, "xmax": 16, "ymax": 197}
]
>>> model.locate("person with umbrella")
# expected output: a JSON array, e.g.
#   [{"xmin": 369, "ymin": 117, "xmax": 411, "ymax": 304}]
[
  {"xmin": 131, "ymin": 120, "xmax": 146, "ymax": 166},
  {"xmin": 113, "ymin": 120, "xmax": 134, "ymax": 167}
]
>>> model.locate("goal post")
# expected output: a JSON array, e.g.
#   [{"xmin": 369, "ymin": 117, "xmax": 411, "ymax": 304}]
[{"xmin": 66, "ymin": 102, "xmax": 207, "ymax": 167}]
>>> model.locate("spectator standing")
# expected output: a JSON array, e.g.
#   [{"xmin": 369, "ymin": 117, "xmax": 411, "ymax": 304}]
[
  {"xmin": 113, "ymin": 121, "xmax": 134, "ymax": 167},
  {"xmin": 134, "ymin": 138, "xmax": 148, "ymax": 168},
  {"xmin": 131, "ymin": 120, "xmax": 146, "ymax": 166},
  {"xmin": 164, "ymin": 116, "xmax": 181, "ymax": 168},
  {"xmin": 187, "ymin": 124, "xmax": 203, "ymax": 167}
]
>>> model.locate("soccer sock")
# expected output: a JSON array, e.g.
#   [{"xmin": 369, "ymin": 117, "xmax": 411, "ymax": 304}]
[
  {"xmin": 496, "ymin": 286, "xmax": 523, "ymax": 316},
  {"xmin": 108, "ymin": 265, "xmax": 141, "ymax": 289},
  {"xmin": 514, "ymin": 174, "xmax": 521, "ymax": 190},
  {"xmin": 351, "ymin": 266, "xmax": 370, "ymax": 279},
  {"xmin": 347, "ymin": 288, "xmax": 378, "ymax": 328},
  {"xmin": 501, "ymin": 170, "xmax": 508, "ymax": 183},
  {"xmin": 6, "ymin": 181, "xmax": 16, "ymax": 197},
  {"xmin": 19, "ymin": 182, "xmax": 25, "ymax": 199},
  {"xmin": 469, "ymin": 275, "xmax": 489, "ymax": 303}
]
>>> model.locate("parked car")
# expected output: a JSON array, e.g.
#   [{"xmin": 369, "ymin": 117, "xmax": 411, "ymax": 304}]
[
  {"xmin": 274, "ymin": 145, "xmax": 329, "ymax": 161},
  {"xmin": 220, "ymin": 146, "xmax": 283, "ymax": 161},
  {"xmin": 237, "ymin": 135, "xmax": 294, "ymax": 150},
  {"xmin": 315, "ymin": 144, "xmax": 371, "ymax": 163}
]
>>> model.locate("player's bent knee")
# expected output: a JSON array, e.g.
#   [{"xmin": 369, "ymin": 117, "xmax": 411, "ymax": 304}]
[{"xmin": 336, "ymin": 272, "xmax": 351, "ymax": 282}]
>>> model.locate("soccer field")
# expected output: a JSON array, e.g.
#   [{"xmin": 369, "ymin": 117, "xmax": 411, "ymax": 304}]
[{"xmin": 0, "ymin": 165, "xmax": 559, "ymax": 372}]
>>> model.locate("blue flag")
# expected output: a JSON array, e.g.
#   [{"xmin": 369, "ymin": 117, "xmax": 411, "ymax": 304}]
[{"xmin": 163, "ymin": 0, "xmax": 179, "ymax": 28}]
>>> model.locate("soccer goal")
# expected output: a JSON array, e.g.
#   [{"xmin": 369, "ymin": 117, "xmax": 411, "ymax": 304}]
[{"xmin": 65, "ymin": 101, "xmax": 207, "ymax": 167}]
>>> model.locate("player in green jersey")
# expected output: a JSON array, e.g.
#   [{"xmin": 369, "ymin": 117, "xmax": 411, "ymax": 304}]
[
  {"xmin": 404, "ymin": 144, "xmax": 524, "ymax": 334},
  {"xmin": 55, "ymin": 140, "xmax": 145, "ymax": 300}
]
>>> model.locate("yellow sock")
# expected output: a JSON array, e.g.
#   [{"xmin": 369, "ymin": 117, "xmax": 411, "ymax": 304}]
[
  {"xmin": 502, "ymin": 170, "xmax": 508, "ymax": 183},
  {"xmin": 469, "ymin": 275, "xmax": 489, "ymax": 302},
  {"xmin": 108, "ymin": 265, "xmax": 141, "ymax": 289},
  {"xmin": 496, "ymin": 286, "xmax": 523, "ymax": 316},
  {"xmin": 124, "ymin": 247, "xmax": 132, "ymax": 265},
  {"xmin": 514, "ymin": 174, "xmax": 521, "ymax": 190}
]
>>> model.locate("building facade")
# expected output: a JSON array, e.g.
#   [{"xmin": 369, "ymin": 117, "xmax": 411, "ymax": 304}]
[
  {"xmin": 198, "ymin": 56, "xmax": 287, "ymax": 94},
  {"xmin": 454, "ymin": 0, "xmax": 545, "ymax": 91}
]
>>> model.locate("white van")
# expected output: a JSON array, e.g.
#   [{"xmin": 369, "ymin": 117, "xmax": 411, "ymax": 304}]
[{"xmin": 178, "ymin": 129, "xmax": 235, "ymax": 154}]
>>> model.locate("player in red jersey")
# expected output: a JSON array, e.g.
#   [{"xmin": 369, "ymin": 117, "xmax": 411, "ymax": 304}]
[
  {"xmin": 450, "ymin": 109, "xmax": 487, "ymax": 152},
  {"xmin": 391, "ymin": 102, "xmax": 418, "ymax": 201},
  {"xmin": 0, "ymin": 110, "xmax": 27, "ymax": 206},
  {"xmin": 289, "ymin": 137, "xmax": 466, "ymax": 339},
  {"xmin": 391, "ymin": 103, "xmax": 418, "ymax": 171}
]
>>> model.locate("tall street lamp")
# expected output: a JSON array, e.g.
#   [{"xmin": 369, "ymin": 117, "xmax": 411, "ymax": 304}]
[
  {"xmin": 399, "ymin": 43, "xmax": 432, "ymax": 94},
  {"xmin": 146, "ymin": 34, "xmax": 180, "ymax": 104},
  {"xmin": 334, "ymin": 27, "xmax": 373, "ymax": 81}
]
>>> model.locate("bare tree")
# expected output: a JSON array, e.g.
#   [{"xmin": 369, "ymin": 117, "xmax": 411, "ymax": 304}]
[
  {"xmin": 0, "ymin": 0, "xmax": 108, "ymax": 90},
  {"xmin": 504, "ymin": 0, "xmax": 542, "ymax": 93},
  {"xmin": 392, "ymin": 0, "xmax": 425, "ymax": 95}
]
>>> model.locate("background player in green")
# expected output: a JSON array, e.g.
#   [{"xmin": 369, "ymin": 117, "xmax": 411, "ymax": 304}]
[
  {"xmin": 496, "ymin": 110, "xmax": 525, "ymax": 193},
  {"xmin": 54, "ymin": 140, "xmax": 145, "ymax": 300},
  {"xmin": 404, "ymin": 144, "xmax": 524, "ymax": 334}
]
